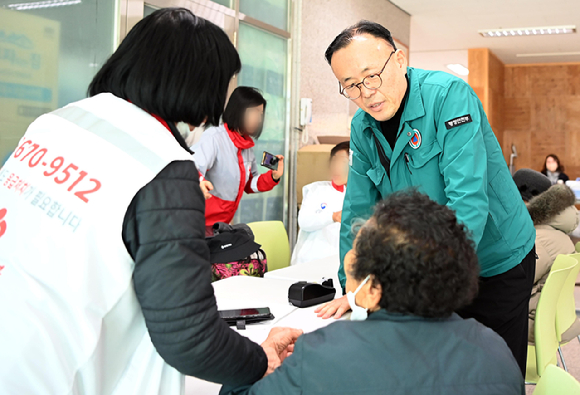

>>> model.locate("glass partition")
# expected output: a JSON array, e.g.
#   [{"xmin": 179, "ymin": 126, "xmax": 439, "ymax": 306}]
[
  {"xmin": 240, "ymin": 0, "xmax": 287, "ymax": 31},
  {"xmin": 0, "ymin": 0, "xmax": 116, "ymax": 163},
  {"xmin": 212, "ymin": 0, "xmax": 230, "ymax": 7},
  {"xmin": 233, "ymin": 21, "xmax": 288, "ymax": 224}
]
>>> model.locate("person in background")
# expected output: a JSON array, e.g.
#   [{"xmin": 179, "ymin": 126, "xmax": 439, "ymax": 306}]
[
  {"xmin": 0, "ymin": 9, "xmax": 300, "ymax": 394},
  {"xmin": 291, "ymin": 141, "xmax": 349, "ymax": 265},
  {"xmin": 193, "ymin": 87, "xmax": 284, "ymax": 233},
  {"xmin": 221, "ymin": 191, "xmax": 524, "ymax": 395},
  {"xmin": 514, "ymin": 169, "xmax": 579, "ymax": 341},
  {"xmin": 541, "ymin": 154, "xmax": 569, "ymax": 185},
  {"xmin": 317, "ymin": 20, "xmax": 536, "ymax": 376}
]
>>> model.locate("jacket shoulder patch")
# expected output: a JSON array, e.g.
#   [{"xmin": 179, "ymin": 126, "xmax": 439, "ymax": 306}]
[{"xmin": 445, "ymin": 114, "xmax": 472, "ymax": 130}]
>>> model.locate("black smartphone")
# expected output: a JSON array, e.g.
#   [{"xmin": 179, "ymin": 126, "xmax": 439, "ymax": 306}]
[
  {"xmin": 261, "ymin": 151, "xmax": 279, "ymax": 171},
  {"xmin": 218, "ymin": 307, "xmax": 274, "ymax": 326}
]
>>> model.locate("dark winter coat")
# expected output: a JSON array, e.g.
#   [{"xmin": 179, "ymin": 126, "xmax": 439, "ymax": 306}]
[{"xmin": 122, "ymin": 124, "xmax": 268, "ymax": 386}]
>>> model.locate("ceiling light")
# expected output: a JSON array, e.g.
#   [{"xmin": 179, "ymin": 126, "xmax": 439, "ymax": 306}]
[
  {"xmin": 6, "ymin": 0, "xmax": 81, "ymax": 10},
  {"xmin": 516, "ymin": 51, "xmax": 580, "ymax": 58},
  {"xmin": 479, "ymin": 25, "xmax": 576, "ymax": 37},
  {"xmin": 446, "ymin": 64, "xmax": 469, "ymax": 76}
]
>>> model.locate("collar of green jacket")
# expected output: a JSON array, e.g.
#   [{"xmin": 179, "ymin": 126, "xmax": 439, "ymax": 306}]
[
  {"xmin": 357, "ymin": 67, "xmax": 426, "ymax": 161},
  {"xmin": 367, "ymin": 308, "xmax": 460, "ymax": 323}
]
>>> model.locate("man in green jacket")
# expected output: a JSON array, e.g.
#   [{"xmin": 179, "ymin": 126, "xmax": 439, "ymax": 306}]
[{"xmin": 315, "ymin": 20, "xmax": 536, "ymax": 375}]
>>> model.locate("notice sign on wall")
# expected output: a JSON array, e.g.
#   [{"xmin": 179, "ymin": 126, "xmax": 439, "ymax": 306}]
[{"xmin": 0, "ymin": 8, "xmax": 60, "ymax": 160}]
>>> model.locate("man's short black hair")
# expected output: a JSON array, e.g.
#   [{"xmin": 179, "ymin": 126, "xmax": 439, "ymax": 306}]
[
  {"xmin": 351, "ymin": 190, "xmax": 479, "ymax": 318},
  {"xmin": 222, "ymin": 86, "xmax": 267, "ymax": 139},
  {"xmin": 330, "ymin": 141, "xmax": 350, "ymax": 158},
  {"xmin": 325, "ymin": 20, "xmax": 397, "ymax": 65},
  {"xmin": 88, "ymin": 8, "xmax": 241, "ymax": 127}
]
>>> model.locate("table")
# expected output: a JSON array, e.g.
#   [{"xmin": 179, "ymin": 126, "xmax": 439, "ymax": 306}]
[
  {"xmin": 184, "ymin": 276, "xmax": 343, "ymax": 395},
  {"xmin": 264, "ymin": 254, "xmax": 341, "ymax": 290}
]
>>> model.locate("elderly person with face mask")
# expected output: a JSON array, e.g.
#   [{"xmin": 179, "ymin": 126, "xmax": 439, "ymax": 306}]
[
  {"xmin": 316, "ymin": 20, "xmax": 536, "ymax": 376},
  {"xmin": 221, "ymin": 191, "xmax": 524, "ymax": 395},
  {"xmin": 291, "ymin": 141, "xmax": 350, "ymax": 265}
]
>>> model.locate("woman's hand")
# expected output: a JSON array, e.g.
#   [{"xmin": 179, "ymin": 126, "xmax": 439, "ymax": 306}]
[
  {"xmin": 314, "ymin": 295, "xmax": 351, "ymax": 319},
  {"xmin": 272, "ymin": 155, "xmax": 285, "ymax": 181},
  {"xmin": 332, "ymin": 210, "xmax": 342, "ymax": 223},
  {"xmin": 261, "ymin": 327, "xmax": 303, "ymax": 377},
  {"xmin": 199, "ymin": 180, "xmax": 214, "ymax": 200}
]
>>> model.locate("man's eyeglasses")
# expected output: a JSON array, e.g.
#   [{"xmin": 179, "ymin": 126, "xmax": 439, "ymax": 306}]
[{"xmin": 339, "ymin": 51, "xmax": 396, "ymax": 100}]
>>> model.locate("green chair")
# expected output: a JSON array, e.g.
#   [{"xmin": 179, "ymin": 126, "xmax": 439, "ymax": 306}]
[
  {"xmin": 533, "ymin": 365, "xmax": 580, "ymax": 395},
  {"xmin": 248, "ymin": 221, "xmax": 290, "ymax": 272},
  {"xmin": 526, "ymin": 255, "xmax": 578, "ymax": 384},
  {"xmin": 554, "ymin": 252, "xmax": 580, "ymax": 371},
  {"xmin": 575, "ymin": 242, "xmax": 580, "ymax": 254}
]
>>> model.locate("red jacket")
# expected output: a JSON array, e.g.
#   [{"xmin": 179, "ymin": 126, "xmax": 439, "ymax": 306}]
[{"xmin": 192, "ymin": 124, "xmax": 279, "ymax": 227}]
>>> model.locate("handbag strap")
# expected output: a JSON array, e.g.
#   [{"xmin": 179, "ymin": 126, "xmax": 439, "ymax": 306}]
[{"xmin": 372, "ymin": 134, "xmax": 391, "ymax": 179}]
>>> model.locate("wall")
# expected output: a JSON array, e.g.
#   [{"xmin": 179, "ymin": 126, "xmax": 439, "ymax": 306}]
[
  {"xmin": 409, "ymin": 49, "xmax": 468, "ymax": 82},
  {"xmin": 299, "ymin": 0, "xmax": 410, "ymax": 145},
  {"xmin": 467, "ymin": 50, "xmax": 580, "ymax": 179},
  {"xmin": 467, "ymin": 48, "xmax": 504, "ymax": 144},
  {"xmin": 503, "ymin": 63, "xmax": 580, "ymax": 178}
]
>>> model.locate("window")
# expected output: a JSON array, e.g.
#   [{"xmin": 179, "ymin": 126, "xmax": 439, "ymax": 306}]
[
  {"xmin": 240, "ymin": 0, "xmax": 288, "ymax": 31},
  {"xmin": 233, "ymin": 21, "xmax": 288, "ymax": 223},
  {"xmin": 0, "ymin": 0, "xmax": 115, "ymax": 162}
]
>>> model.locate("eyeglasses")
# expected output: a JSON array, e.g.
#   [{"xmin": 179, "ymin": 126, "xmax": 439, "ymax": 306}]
[{"xmin": 339, "ymin": 51, "xmax": 396, "ymax": 100}]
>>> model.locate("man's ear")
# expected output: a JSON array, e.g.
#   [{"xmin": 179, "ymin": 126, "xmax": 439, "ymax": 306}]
[{"xmin": 395, "ymin": 49, "xmax": 407, "ymax": 70}]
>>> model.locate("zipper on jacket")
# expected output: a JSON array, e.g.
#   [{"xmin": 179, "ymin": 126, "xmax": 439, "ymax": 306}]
[{"xmin": 404, "ymin": 153, "xmax": 413, "ymax": 175}]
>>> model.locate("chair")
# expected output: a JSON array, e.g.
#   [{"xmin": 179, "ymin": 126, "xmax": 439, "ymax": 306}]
[
  {"xmin": 247, "ymin": 221, "xmax": 290, "ymax": 272},
  {"xmin": 533, "ymin": 365, "xmax": 580, "ymax": 395},
  {"xmin": 554, "ymin": 252, "xmax": 580, "ymax": 371},
  {"xmin": 526, "ymin": 255, "xmax": 578, "ymax": 384},
  {"xmin": 576, "ymin": 242, "xmax": 580, "ymax": 254}
]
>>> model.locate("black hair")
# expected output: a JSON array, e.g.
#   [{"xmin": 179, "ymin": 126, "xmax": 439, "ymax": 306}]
[
  {"xmin": 330, "ymin": 141, "xmax": 350, "ymax": 158},
  {"xmin": 222, "ymin": 86, "xmax": 267, "ymax": 139},
  {"xmin": 88, "ymin": 8, "xmax": 241, "ymax": 127},
  {"xmin": 351, "ymin": 190, "xmax": 479, "ymax": 318},
  {"xmin": 541, "ymin": 154, "xmax": 565, "ymax": 173},
  {"xmin": 325, "ymin": 20, "xmax": 397, "ymax": 65}
]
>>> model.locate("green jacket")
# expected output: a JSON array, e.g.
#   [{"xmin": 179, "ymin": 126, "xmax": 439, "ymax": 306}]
[
  {"xmin": 339, "ymin": 67, "xmax": 535, "ymax": 288},
  {"xmin": 220, "ymin": 310, "xmax": 524, "ymax": 395}
]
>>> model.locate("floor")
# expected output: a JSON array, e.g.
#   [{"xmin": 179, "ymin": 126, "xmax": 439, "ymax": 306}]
[{"xmin": 524, "ymin": 285, "xmax": 580, "ymax": 394}]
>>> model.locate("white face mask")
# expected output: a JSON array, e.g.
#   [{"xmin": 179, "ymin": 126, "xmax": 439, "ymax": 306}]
[{"xmin": 346, "ymin": 275, "xmax": 371, "ymax": 321}]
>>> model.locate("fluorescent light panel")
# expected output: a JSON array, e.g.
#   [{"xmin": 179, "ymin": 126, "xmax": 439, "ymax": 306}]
[
  {"xmin": 7, "ymin": 0, "xmax": 81, "ymax": 10},
  {"xmin": 516, "ymin": 51, "xmax": 580, "ymax": 58},
  {"xmin": 446, "ymin": 64, "xmax": 469, "ymax": 76},
  {"xmin": 479, "ymin": 25, "xmax": 576, "ymax": 37}
]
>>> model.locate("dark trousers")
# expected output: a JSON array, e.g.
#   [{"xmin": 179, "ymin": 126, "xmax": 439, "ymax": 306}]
[{"xmin": 457, "ymin": 247, "xmax": 536, "ymax": 377}]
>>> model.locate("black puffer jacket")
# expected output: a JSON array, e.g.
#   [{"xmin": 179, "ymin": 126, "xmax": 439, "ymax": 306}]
[{"xmin": 122, "ymin": 125, "xmax": 267, "ymax": 386}]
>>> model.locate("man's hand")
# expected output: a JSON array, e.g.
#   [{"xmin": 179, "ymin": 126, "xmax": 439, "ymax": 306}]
[
  {"xmin": 199, "ymin": 180, "xmax": 214, "ymax": 200},
  {"xmin": 272, "ymin": 156, "xmax": 285, "ymax": 181},
  {"xmin": 260, "ymin": 327, "xmax": 302, "ymax": 377},
  {"xmin": 314, "ymin": 295, "xmax": 350, "ymax": 319},
  {"xmin": 332, "ymin": 210, "xmax": 342, "ymax": 223}
]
